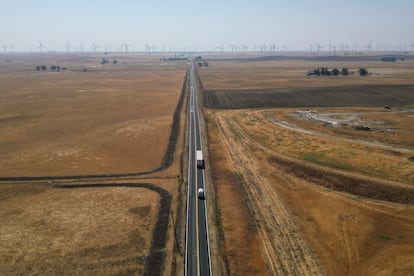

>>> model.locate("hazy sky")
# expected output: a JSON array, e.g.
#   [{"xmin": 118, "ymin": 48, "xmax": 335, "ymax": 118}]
[{"xmin": 2, "ymin": 0, "xmax": 413, "ymax": 52}]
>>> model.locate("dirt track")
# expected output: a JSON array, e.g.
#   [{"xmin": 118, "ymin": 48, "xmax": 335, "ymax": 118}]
[{"xmin": 209, "ymin": 111, "xmax": 324, "ymax": 275}]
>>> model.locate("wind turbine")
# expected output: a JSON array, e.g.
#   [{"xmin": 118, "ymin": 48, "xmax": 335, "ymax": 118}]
[
  {"xmin": 91, "ymin": 43, "xmax": 100, "ymax": 54},
  {"xmin": 259, "ymin": 44, "xmax": 267, "ymax": 53},
  {"xmin": 310, "ymin": 44, "xmax": 314, "ymax": 54},
  {"xmin": 367, "ymin": 41, "xmax": 373, "ymax": 53},
  {"xmin": 2, "ymin": 44, "xmax": 8, "ymax": 53},
  {"xmin": 145, "ymin": 43, "xmax": 151, "ymax": 53},
  {"xmin": 79, "ymin": 42, "xmax": 84, "ymax": 53},
  {"xmin": 122, "ymin": 43, "xmax": 131, "ymax": 54},
  {"xmin": 38, "ymin": 41, "xmax": 46, "ymax": 55},
  {"xmin": 65, "ymin": 41, "xmax": 72, "ymax": 54},
  {"xmin": 216, "ymin": 44, "xmax": 224, "ymax": 53},
  {"xmin": 411, "ymin": 42, "xmax": 414, "ymax": 53},
  {"xmin": 315, "ymin": 43, "xmax": 323, "ymax": 54},
  {"xmin": 339, "ymin": 43, "xmax": 345, "ymax": 54}
]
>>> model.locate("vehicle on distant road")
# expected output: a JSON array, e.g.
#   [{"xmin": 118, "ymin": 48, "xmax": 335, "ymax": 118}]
[
  {"xmin": 196, "ymin": 150, "xmax": 204, "ymax": 169},
  {"xmin": 198, "ymin": 188, "xmax": 205, "ymax": 199}
]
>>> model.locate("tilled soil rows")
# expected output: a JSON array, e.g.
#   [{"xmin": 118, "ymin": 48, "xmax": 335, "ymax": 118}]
[{"xmin": 203, "ymin": 85, "xmax": 414, "ymax": 109}]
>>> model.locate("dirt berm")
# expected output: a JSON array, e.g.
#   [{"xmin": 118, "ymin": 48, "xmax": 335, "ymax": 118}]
[{"xmin": 268, "ymin": 155, "xmax": 414, "ymax": 204}]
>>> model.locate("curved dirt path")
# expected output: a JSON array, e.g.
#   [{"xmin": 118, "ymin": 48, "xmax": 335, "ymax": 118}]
[
  {"xmin": 215, "ymin": 113, "xmax": 325, "ymax": 275},
  {"xmin": 265, "ymin": 112, "xmax": 414, "ymax": 154}
]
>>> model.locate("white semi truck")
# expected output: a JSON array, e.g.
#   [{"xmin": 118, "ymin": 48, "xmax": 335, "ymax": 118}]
[{"xmin": 196, "ymin": 150, "xmax": 204, "ymax": 169}]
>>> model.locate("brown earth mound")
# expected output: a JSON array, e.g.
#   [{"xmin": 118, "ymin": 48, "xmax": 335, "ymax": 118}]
[{"xmin": 268, "ymin": 155, "xmax": 414, "ymax": 204}]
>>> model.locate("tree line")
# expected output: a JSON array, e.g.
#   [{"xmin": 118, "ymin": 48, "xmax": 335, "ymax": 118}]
[{"xmin": 307, "ymin": 67, "xmax": 369, "ymax": 76}]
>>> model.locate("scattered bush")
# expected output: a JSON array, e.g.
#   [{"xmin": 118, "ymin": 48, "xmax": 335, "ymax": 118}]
[{"xmin": 359, "ymin": 68, "xmax": 369, "ymax": 76}]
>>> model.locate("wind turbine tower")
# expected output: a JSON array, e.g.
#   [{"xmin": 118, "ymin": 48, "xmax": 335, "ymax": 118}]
[
  {"xmin": 315, "ymin": 43, "xmax": 323, "ymax": 54},
  {"xmin": 91, "ymin": 43, "xmax": 100, "ymax": 54},
  {"xmin": 65, "ymin": 42, "xmax": 72, "ymax": 54},
  {"xmin": 367, "ymin": 41, "xmax": 373, "ymax": 53},
  {"xmin": 122, "ymin": 43, "xmax": 131, "ymax": 54},
  {"xmin": 38, "ymin": 41, "xmax": 46, "ymax": 55}
]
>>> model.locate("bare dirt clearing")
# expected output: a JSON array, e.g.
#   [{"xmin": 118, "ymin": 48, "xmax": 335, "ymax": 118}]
[
  {"xmin": 280, "ymin": 108, "xmax": 414, "ymax": 151},
  {"xmin": 0, "ymin": 54, "xmax": 187, "ymax": 177}
]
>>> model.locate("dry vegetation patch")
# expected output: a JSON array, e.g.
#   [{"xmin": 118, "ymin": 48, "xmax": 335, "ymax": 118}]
[
  {"xmin": 205, "ymin": 112, "xmax": 268, "ymax": 275},
  {"xmin": 235, "ymin": 110, "xmax": 414, "ymax": 185},
  {"xmin": 0, "ymin": 184, "xmax": 159, "ymax": 275}
]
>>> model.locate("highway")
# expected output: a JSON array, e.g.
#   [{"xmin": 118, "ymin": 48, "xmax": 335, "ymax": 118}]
[{"xmin": 185, "ymin": 62, "xmax": 212, "ymax": 276}]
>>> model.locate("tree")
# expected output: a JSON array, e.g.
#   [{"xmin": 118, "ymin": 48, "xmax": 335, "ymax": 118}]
[
  {"xmin": 36, "ymin": 65, "xmax": 40, "ymax": 71},
  {"xmin": 359, "ymin": 68, "xmax": 369, "ymax": 76},
  {"xmin": 332, "ymin": 68, "xmax": 340, "ymax": 76},
  {"xmin": 341, "ymin": 67, "xmax": 349, "ymax": 76}
]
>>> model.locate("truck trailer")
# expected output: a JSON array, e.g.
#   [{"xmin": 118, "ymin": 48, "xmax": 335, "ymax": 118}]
[{"xmin": 196, "ymin": 150, "xmax": 204, "ymax": 169}]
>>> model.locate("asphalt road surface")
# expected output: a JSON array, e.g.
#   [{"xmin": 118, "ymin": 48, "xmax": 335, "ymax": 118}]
[{"xmin": 185, "ymin": 63, "xmax": 212, "ymax": 276}]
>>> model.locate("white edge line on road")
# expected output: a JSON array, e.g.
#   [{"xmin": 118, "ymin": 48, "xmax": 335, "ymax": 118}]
[
  {"xmin": 184, "ymin": 69, "xmax": 191, "ymax": 276},
  {"xmin": 194, "ymin": 69, "xmax": 213, "ymax": 276}
]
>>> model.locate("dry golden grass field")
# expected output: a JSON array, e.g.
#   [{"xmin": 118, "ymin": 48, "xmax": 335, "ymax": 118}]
[
  {"xmin": 0, "ymin": 184, "xmax": 159, "ymax": 275},
  {"xmin": 0, "ymin": 54, "xmax": 187, "ymax": 177},
  {"xmin": 0, "ymin": 53, "xmax": 188, "ymax": 275},
  {"xmin": 200, "ymin": 56, "xmax": 414, "ymax": 275}
]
